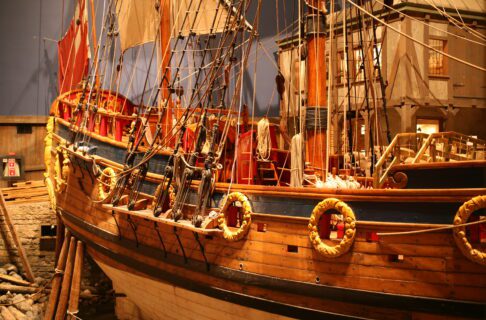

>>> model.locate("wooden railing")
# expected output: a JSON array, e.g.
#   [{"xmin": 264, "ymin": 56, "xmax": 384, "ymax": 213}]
[
  {"xmin": 373, "ymin": 133, "xmax": 429, "ymax": 188},
  {"xmin": 373, "ymin": 131, "xmax": 486, "ymax": 188},
  {"xmin": 58, "ymin": 98, "xmax": 137, "ymax": 142},
  {"xmin": 413, "ymin": 132, "xmax": 486, "ymax": 164}
]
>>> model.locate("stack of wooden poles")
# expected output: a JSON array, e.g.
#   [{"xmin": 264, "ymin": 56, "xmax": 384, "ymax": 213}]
[{"xmin": 44, "ymin": 230, "xmax": 85, "ymax": 320}]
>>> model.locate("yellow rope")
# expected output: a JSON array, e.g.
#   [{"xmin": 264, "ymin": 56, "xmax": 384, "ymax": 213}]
[{"xmin": 377, "ymin": 219, "xmax": 485, "ymax": 237}]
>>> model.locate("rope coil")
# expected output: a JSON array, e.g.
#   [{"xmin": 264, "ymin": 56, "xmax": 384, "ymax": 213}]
[{"xmin": 257, "ymin": 118, "xmax": 272, "ymax": 161}]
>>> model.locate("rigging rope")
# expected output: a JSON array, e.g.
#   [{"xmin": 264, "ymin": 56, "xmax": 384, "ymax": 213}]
[
  {"xmin": 377, "ymin": 219, "xmax": 486, "ymax": 237},
  {"xmin": 346, "ymin": 0, "xmax": 486, "ymax": 72},
  {"xmin": 424, "ymin": 0, "xmax": 486, "ymax": 42},
  {"xmin": 375, "ymin": 0, "xmax": 486, "ymax": 47}
]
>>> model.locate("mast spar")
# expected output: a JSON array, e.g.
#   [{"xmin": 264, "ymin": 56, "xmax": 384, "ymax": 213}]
[
  {"xmin": 160, "ymin": 0, "xmax": 172, "ymax": 139},
  {"xmin": 305, "ymin": 0, "xmax": 328, "ymax": 180}
]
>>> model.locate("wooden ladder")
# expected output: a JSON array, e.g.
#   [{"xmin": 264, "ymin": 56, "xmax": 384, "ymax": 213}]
[{"xmin": 257, "ymin": 161, "xmax": 279, "ymax": 186}]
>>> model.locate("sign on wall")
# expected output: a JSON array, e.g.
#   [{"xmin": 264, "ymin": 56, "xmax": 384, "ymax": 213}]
[{"xmin": 1, "ymin": 154, "xmax": 24, "ymax": 181}]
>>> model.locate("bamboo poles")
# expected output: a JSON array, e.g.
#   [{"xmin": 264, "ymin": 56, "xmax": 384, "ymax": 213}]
[{"xmin": 44, "ymin": 232, "xmax": 85, "ymax": 320}]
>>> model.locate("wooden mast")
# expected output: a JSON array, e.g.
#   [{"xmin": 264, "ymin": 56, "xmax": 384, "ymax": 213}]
[
  {"xmin": 160, "ymin": 0, "xmax": 173, "ymax": 141},
  {"xmin": 89, "ymin": 0, "xmax": 100, "ymax": 89},
  {"xmin": 305, "ymin": 1, "xmax": 327, "ymax": 179}
]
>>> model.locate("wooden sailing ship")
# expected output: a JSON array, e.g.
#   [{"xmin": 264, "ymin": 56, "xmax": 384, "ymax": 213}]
[{"xmin": 44, "ymin": 0, "xmax": 486, "ymax": 319}]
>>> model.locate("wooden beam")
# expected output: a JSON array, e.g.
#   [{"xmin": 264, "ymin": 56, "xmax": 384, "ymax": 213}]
[
  {"xmin": 44, "ymin": 232, "xmax": 71, "ymax": 320},
  {"xmin": 0, "ymin": 193, "xmax": 35, "ymax": 282},
  {"xmin": 0, "ymin": 273, "xmax": 31, "ymax": 286},
  {"xmin": 67, "ymin": 241, "xmax": 84, "ymax": 319},
  {"xmin": 54, "ymin": 236, "xmax": 77, "ymax": 320},
  {"xmin": 0, "ymin": 116, "xmax": 48, "ymax": 125},
  {"xmin": 55, "ymin": 213, "xmax": 66, "ymax": 264},
  {"xmin": 0, "ymin": 284, "xmax": 38, "ymax": 294}
]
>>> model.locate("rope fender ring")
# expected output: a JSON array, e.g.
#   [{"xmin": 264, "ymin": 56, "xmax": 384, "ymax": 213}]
[
  {"xmin": 308, "ymin": 198, "xmax": 356, "ymax": 258},
  {"xmin": 453, "ymin": 195, "xmax": 486, "ymax": 266},
  {"xmin": 97, "ymin": 167, "xmax": 117, "ymax": 201},
  {"xmin": 54, "ymin": 147, "xmax": 70, "ymax": 193},
  {"xmin": 218, "ymin": 192, "xmax": 252, "ymax": 241}
]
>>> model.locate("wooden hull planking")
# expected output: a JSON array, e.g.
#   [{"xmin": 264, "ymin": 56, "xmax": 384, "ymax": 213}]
[{"xmin": 47, "ymin": 117, "xmax": 486, "ymax": 319}]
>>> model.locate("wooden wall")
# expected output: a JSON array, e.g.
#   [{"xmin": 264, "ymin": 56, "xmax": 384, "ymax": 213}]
[{"xmin": 0, "ymin": 116, "xmax": 47, "ymax": 188}]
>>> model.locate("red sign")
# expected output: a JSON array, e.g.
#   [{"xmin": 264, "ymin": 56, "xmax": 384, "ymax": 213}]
[{"xmin": 8, "ymin": 159, "xmax": 16, "ymax": 176}]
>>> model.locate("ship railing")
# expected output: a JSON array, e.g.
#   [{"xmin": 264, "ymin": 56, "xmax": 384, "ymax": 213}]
[
  {"xmin": 373, "ymin": 132, "xmax": 429, "ymax": 188},
  {"xmin": 57, "ymin": 98, "xmax": 138, "ymax": 143},
  {"xmin": 413, "ymin": 132, "xmax": 486, "ymax": 164}
]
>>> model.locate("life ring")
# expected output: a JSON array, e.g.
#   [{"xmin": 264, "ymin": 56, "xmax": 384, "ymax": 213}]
[
  {"xmin": 308, "ymin": 198, "xmax": 356, "ymax": 258},
  {"xmin": 453, "ymin": 195, "xmax": 486, "ymax": 266},
  {"xmin": 218, "ymin": 192, "xmax": 252, "ymax": 241},
  {"xmin": 97, "ymin": 167, "xmax": 117, "ymax": 201},
  {"xmin": 54, "ymin": 147, "xmax": 70, "ymax": 193},
  {"xmin": 45, "ymin": 177, "xmax": 57, "ymax": 211}
]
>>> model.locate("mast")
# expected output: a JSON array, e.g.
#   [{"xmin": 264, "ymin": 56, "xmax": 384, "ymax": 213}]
[
  {"xmin": 89, "ymin": 0, "xmax": 100, "ymax": 89},
  {"xmin": 160, "ymin": 0, "xmax": 172, "ymax": 139},
  {"xmin": 305, "ymin": 0, "xmax": 327, "ymax": 179}
]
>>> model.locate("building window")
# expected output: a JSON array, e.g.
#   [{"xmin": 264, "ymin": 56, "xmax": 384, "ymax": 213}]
[{"xmin": 429, "ymin": 39, "xmax": 447, "ymax": 76}]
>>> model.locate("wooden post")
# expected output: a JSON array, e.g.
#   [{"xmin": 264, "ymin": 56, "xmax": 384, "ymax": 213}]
[
  {"xmin": 89, "ymin": 0, "xmax": 100, "ymax": 89},
  {"xmin": 99, "ymin": 116, "xmax": 108, "ymax": 136},
  {"xmin": 114, "ymin": 119, "xmax": 123, "ymax": 141},
  {"xmin": 305, "ymin": 1, "xmax": 327, "ymax": 178},
  {"xmin": 0, "ymin": 193, "xmax": 35, "ymax": 282},
  {"xmin": 63, "ymin": 105, "xmax": 71, "ymax": 121},
  {"xmin": 54, "ymin": 236, "xmax": 77, "ymax": 320},
  {"xmin": 44, "ymin": 233, "xmax": 71, "ymax": 320},
  {"xmin": 76, "ymin": 112, "xmax": 83, "ymax": 127},
  {"xmin": 87, "ymin": 114, "xmax": 96, "ymax": 132},
  {"xmin": 55, "ymin": 212, "xmax": 66, "ymax": 264},
  {"xmin": 67, "ymin": 241, "xmax": 84, "ymax": 320}
]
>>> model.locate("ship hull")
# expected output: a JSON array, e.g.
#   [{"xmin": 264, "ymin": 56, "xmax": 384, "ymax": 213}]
[
  {"xmin": 94, "ymin": 258, "xmax": 293, "ymax": 320},
  {"xmin": 59, "ymin": 204, "xmax": 486, "ymax": 320},
  {"xmin": 46, "ymin": 117, "xmax": 486, "ymax": 319}
]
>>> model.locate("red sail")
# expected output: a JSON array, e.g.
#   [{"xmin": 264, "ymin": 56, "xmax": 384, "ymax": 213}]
[{"xmin": 58, "ymin": 0, "xmax": 89, "ymax": 94}]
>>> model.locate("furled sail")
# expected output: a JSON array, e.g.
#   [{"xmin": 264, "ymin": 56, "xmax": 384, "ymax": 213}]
[
  {"xmin": 116, "ymin": 0, "xmax": 159, "ymax": 52},
  {"xmin": 171, "ymin": 0, "xmax": 256, "ymax": 36},
  {"xmin": 172, "ymin": 0, "xmax": 230, "ymax": 36},
  {"xmin": 58, "ymin": 0, "xmax": 89, "ymax": 94}
]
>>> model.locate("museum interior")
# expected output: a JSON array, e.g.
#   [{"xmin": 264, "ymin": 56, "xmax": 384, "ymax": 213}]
[{"xmin": 0, "ymin": 0, "xmax": 485, "ymax": 319}]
